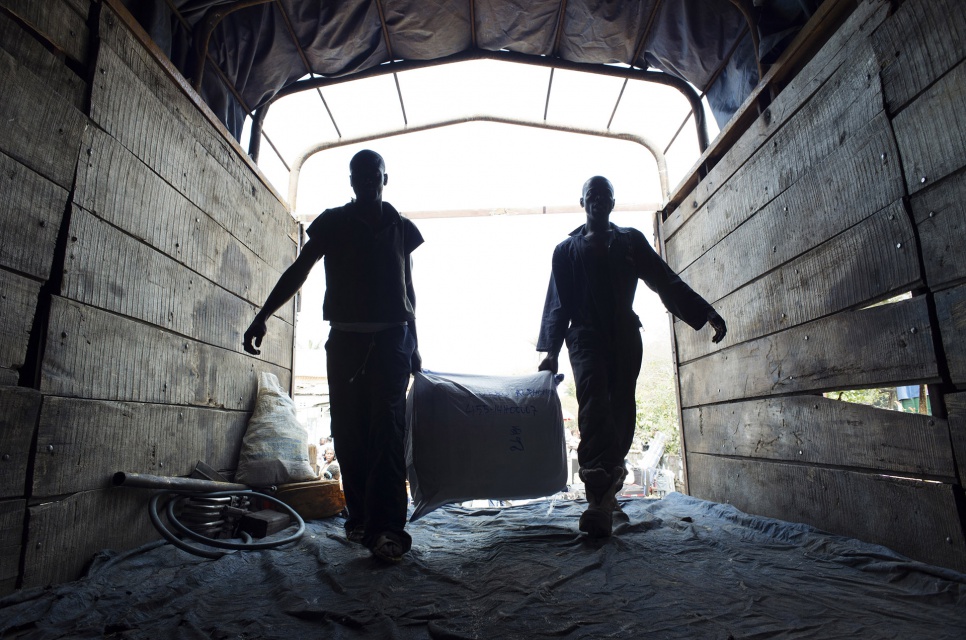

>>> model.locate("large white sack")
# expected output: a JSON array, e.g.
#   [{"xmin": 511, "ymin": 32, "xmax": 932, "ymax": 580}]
[
  {"xmin": 235, "ymin": 372, "xmax": 317, "ymax": 487},
  {"xmin": 406, "ymin": 370, "xmax": 568, "ymax": 521}
]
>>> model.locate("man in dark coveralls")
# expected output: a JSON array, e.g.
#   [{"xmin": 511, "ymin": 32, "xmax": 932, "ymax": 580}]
[
  {"xmin": 244, "ymin": 149, "xmax": 422, "ymax": 563},
  {"xmin": 537, "ymin": 176, "xmax": 726, "ymax": 538}
]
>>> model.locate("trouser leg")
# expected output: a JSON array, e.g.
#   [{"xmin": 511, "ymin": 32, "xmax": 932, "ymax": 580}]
[
  {"xmin": 360, "ymin": 325, "xmax": 414, "ymax": 552},
  {"xmin": 613, "ymin": 330, "xmax": 643, "ymax": 467},
  {"xmin": 570, "ymin": 331, "xmax": 642, "ymax": 472},
  {"xmin": 570, "ymin": 331, "xmax": 642, "ymax": 537},
  {"xmin": 325, "ymin": 329, "xmax": 372, "ymax": 536}
]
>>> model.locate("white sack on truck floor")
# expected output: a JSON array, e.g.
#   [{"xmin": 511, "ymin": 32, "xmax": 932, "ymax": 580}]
[
  {"xmin": 235, "ymin": 372, "xmax": 318, "ymax": 487},
  {"xmin": 406, "ymin": 370, "xmax": 567, "ymax": 521}
]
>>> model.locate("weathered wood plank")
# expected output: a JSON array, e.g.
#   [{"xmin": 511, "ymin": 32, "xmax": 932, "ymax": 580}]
[
  {"xmin": 89, "ymin": 44, "xmax": 297, "ymax": 272},
  {"xmin": 0, "ymin": 268, "xmax": 41, "ymax": 385},
  {"xmin": 871, "ymin": 0, "xmax": 966, "ymax": 114},
  {"xmin": 0, "ymin": 386, "xmax": 40, "ymax": 499},
  {"xmin": 665, "ymin": 1, "xmax": 890, "ymax": 242},
  {"xmin": 98, "ymin": 1, "xmax": 290, "ymax": 217},
  {"xmin": 676, "ymin": 114, "xmax": 904, "ymax": 303},
  {"xmin": 0, "ymin": 499, "xmax": 25, "ymax": 595},
  {"xmin": 676, "ymin": 200, "xmax": 921, "ymax": 362},
  {"xmin": 73, "ymin": 127, "xmax": 295, "ymax": 325},
  {"xmin": 0, "ymin": 10, "xmax": 86, "ymax": 109},
  {"xmin": 892, "ymin": 58, "xmax": 966, "ymax": 196},
  {"xmin": 687, "ymin": 453, "xmax": 966, "ymax": 572},
  {"xmin": 41, "ymin": 296, "xmax": 291, "ymax": 411},
  {"xmin": 0, "ymin": 46, "xmax": 87, "ymax": 190},
  {"xmin": 33, "ymin": 397, "xmax": 248, "ymax": 497},
  {"xmin": 23, "ymin": 488, "xmax": 157, "ymax": 588},
  {"xmin": 0, "ymin": 0, "xmax": 89, "ymax": 65},
  {"xmin": 63, "ymin": 207, "xmax": 293, "ymax": 368},
  {"xmin": 666, "ymin": 54, "xmax": 890, "ymax": 274},
  {"xmin": 666, "ymin": 0, "xmax": 888, "ymax": 222},
  {"xmin": 946, "ymin": 392, "xmax": 966, "ymax": 488},
  {"xmin": 683, "ymin": 395, "xmax": 955, "ymax": 478},
  {"xmin": 909, "ymin": 169, "xmax": 966, "ymax": 291},
  {"xmin": 678, "ymin": 295, "xmax": 938, "ymax": 407},
  {"xmin": 0, "ymin": 150, "xmax": 67, "ymax": 280},
  {"xmin": 935, "ymin": 284, "xmax": 966, "ymax": 385}
]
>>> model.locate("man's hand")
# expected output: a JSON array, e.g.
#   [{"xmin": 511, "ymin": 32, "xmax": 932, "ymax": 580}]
[
  {"xmin": 244, "ymin": 316, "xmax": 267, "ymax": 355},
  {"xmin": 538, "ymin": 354, "xmax": 558, "ymax": 375},
  {"xmin": 707, "ymin": 309, "xmax": 727, "ymax": 344},
  {"xmin": 411, "ymin": 347, "xmax": 422, "ymax": 375}
]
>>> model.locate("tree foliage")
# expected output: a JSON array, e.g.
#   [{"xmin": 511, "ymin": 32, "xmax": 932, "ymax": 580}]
[{"xmin": 634, "ymin": 355, "xmax": 681, "ymax": 456}]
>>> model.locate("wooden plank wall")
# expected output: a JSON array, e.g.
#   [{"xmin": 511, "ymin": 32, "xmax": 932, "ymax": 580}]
[
  {"xmin": 0, "ymin": 0, "xmax": 297, "ymax": 591},
  {"xmin": 662, "ymin": 0, "xmax": 966, "ymax": 572}
]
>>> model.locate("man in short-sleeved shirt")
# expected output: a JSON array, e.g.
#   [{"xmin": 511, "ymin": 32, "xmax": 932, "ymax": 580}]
[
  {"xmin": 244, "ymin": 150, "xmax": 422, "ymax": 563},
  {"xmin": 537, "ymin": 176, "xmax": 726, "ymax": 539}
]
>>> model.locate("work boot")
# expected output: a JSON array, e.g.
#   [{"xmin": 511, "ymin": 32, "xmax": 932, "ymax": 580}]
[{"xmin": 578, "ymin": 466, "xmax": 627, "ymax": 538}]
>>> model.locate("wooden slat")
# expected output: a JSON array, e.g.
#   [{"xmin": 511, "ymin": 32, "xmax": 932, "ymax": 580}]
[
  {"xmin": 0, "ymin": 150, "xmax": 67, "ymax": 280},
  {"xmin": 665, "ymin": 51, "xmax": 890, "ymax": 273},
  {"xmin": 909, "ymin": 169, "xmax": 966, "ymax": 291},
  {"xmin": 676, "ymin": 113, "xmax": 905, "ymax": 304},
  {"xmin": 61, "ymin": 0, "xmax": 89, "ymax": 19},
  {"xmin": 871, "ymin": 0, "xmax": 966, "ymax": 114},
  {"xmin": 946, "ymin": 392, "xmax": 966, "ymax": 488},
  {"xmin": 0, "ymin": 499, "xmax": 25, "ymax": 595},
  {"xmin": 683, "ymin": 395, "xmax": 955, "ymax": 478},
  {"xmin": 687, "ymin": 453, "xmax": 966, "ymax": 572},
  {"xmin": 41, "ymin": 296, "xmax": 291, "ymax": 411},
  {"xmin": 98, "ymin": 0, "xmax": 289, "ymax": 213},
  {"xmin": 0, "ymin": 268, "xmax": 41, "ymax": 386},
  {"xmin": 0, "ymin": 46, "xmax": 87, "ymax": 190},
  {"xmin": 73, "ymin": 127, "xmax": 295, "ymax": 325},
  {"xmin": 89, "ymin": 44, "xmax": 297, "ymax": 273},
  {"xmin": 935, "ymin": 284, "xmax": 966, "ymax": 385},
  {"xmin": 664, "ymin": 0, "xmax": 890, "ymax": 240},
  {"xmin": 0, "ymin": 0, "xmax": 89, "ymax": 65},
  {"xmin": 892, "ymin": 58, "xmax": 966, "ymax": 197},
  {"xmin": 33, "ymin": 397, "xmax": 248, "ymax": 497},
  {"xmin": 0, "ymin": 386, "xmax": 41, "ymax": 499},
  {"xmin": 676, "ymin": 200, "xmax": 921, "ymax": 362},
  {"xmin": 63, "ymin": 207, "xmax": 294, "ymax": 368},
  {"xmin": 23, "ymin": 488, "xmax": 157, "ymax": 588},
  {"xmin": 678, "ymin": 295, "xmax": 938, "ymax": 407},
  {"xmin": 0, "ymin": 9, "xmax": 85, "ymax": 109}
]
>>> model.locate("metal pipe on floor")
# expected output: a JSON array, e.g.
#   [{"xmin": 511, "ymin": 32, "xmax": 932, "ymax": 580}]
[{"xmin": 113, "ymin": 472, "xmax": 250, "ymax": 493}]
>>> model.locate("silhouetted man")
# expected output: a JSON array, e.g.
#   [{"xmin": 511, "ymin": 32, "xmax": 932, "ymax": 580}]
[
  {"xmin": 537, "ymin": 176, "xmax": 726, "ymax": 538},
  {"xmin": 244, "ymin": 149, "xmax": 422, "ymax": 562}
]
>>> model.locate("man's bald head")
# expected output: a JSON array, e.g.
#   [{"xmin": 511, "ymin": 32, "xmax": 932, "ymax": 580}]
[
  {"xmin": 350, "ymin": 149, "xmax": 385, "ymax": 173},
  {"xmin": 349, "ymin": 149, "xmax": 388, "ymax": 203},
  {"xmin": 582, "ymin": 176, "xmax": 614, "ymax": 200},
  {"xmin": 580, "ymin": 176, "xmax": 616, "ymax": 226}
]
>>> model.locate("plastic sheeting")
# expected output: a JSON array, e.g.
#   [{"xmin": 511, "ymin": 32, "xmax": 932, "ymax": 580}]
[
  {"xmin": 406, "ymin": 370, "xmax": 567, "ymax": 520},
  {"xmin": 123, "ymin": 0, "xmax": 821, "ymax": 140},
  {"xmin": 3, "ymin": 493, "xmax": 964, "ymax": 639}
]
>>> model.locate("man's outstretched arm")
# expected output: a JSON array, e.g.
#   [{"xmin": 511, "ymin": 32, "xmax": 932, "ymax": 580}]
[{"xmin": 244, "ymin": 239, "xmax": 321, "ymax": 355}]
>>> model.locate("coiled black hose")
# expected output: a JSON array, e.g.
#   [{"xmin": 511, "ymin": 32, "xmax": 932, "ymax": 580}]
[{"xmin": 148, "ymin": 489, "xmax": 305, "ymax": 559}]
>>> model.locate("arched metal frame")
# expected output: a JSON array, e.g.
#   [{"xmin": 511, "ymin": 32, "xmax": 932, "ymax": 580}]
[
  {"xmin": 286, "ymin": 115, "xmax": 669, "ymax": 212},
  {"xmin": 187, "ymin": 1, "xmax": 765, "ymax": 182},
  {"xmin": 249, "ymin": 49, "xmax": 711, "ymax": 165}
]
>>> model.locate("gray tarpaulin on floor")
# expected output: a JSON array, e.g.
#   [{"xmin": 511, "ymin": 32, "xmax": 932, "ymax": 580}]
[{"xmin": 2, "ymin": 493, "xmax": 964, "ymax": 639}]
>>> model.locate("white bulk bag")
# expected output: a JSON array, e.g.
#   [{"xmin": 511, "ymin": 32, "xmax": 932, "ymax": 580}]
[
  {"xmin": 235, "ymin": 372, "xmax": 317, "ymax": 487},
  {"xmin": 406, "ymin": 370, "xmax": 568, "ymax": 521}
]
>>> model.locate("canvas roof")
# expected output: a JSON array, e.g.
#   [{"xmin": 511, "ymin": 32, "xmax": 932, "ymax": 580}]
[{"xmin": 125, "ymin": 0, "xmax": 821, "ymax": 196}]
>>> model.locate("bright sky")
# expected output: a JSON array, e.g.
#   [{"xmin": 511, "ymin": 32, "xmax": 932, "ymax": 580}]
[{"xmin": 248, "ymin": 61, "xmax": 721, "ymax": 378}]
